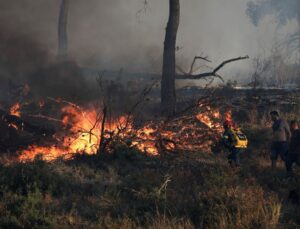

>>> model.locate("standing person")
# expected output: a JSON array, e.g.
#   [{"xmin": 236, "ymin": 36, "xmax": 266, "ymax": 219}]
[
  {"xmin": 222, "ymin": 120, "xmax": 248, "ymax": 167},
  {"xmin": 286, "ymin": 120, "xmax": 300, "ymax": 176},
  {"xmin": 270, "ymin": 111, "xmax": 291, "ymax": 170}
]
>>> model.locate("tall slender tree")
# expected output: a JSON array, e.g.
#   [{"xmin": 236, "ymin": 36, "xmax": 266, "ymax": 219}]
[
  {"xmin": 58, "ymin": 0, "xmax": 70, "ymax": 59},
  {"xmin": 144, "ymin": 1, "xmax": 247, "ymax": 115},
  {"xmin": 161, "ymin": 0, "xmax": 180, "ymax": 116}
]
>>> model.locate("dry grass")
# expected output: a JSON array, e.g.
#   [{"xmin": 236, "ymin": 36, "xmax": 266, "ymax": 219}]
[{"xmin": 0, "ymin": 126, "xmax": 299, "ymax": 228}]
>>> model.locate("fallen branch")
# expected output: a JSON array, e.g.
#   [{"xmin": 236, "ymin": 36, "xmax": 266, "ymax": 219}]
[
  {"xmin": 47, "ymin": 97, "xmax": 82, "ymax": 110},
  {"xmin": 0, "ymin": 109, "xmax": 55, "ymax": 136}
]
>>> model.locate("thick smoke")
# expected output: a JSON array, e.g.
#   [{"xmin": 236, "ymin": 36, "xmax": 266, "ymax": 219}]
[
  {"xmin": 0, "ymin": 0, "xmax": 298, "ymax": 84},
  {"xmin": 0, "ymin": 24, "xmax": 92, "ymax": 103},
  {"xmin": 246, "ymin": 0, "xmax": 300, "ymax": 74}
]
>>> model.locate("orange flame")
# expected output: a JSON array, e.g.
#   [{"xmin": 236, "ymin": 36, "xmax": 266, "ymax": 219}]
[
  {"xmin": 17, "ymin": 104, "xmax": 229, "ymax": 162},
  {"xmin": 225, "ymin": 109, "xmax": 232, "ymax": 122},
  {"xmin": 18, "ymin": 105, "xmax": 138, "ymax": 162},
  {"xmin": 224, "ymin": 109, "xmax": 235, "ymax": 128},
  {"xmin": 196, "ymin": 106, "xmax": 222, "ymax": 131},
  {"xmin": 38, "ymin": 100, "xmax": 45, "ymax": 108},
  {"xmin": 19, "ymin": 106, "xmax": 101, "ymax": 161},
  {"xmin": 10, "ymin": 103, "xmax": 21, "ymax": 117},
  {"xmin": 196, "ymin": 114, "xmax": 213, "ymax": 128},
  {"xmin": 8, "ymin": 123, "xmax": 18, "ymax": 130}
]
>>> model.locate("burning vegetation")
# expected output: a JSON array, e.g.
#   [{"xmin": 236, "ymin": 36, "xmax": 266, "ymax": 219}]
[
  {"xmin": 9, "ymin": 103, "xmax": 21, "ymax": 117},
  {"xmin": 4, "ymin": 95, "xmax": 229, "ymax": 163},
  {"xmin": 1, "ymin": 1, "xmax": 300, "ymax": 228}
]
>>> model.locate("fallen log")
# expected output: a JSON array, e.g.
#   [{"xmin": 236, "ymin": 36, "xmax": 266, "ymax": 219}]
[{"xmin": 0, "ymin": 109, "xmax": 56, "ymax": 137}]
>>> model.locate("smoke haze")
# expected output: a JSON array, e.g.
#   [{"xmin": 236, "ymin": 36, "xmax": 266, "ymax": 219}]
[{"xmin": 0, "ymin": 0, "xmax": 298, "ymax": 82}]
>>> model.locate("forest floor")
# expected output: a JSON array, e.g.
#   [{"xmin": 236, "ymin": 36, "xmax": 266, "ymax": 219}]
[{"xmin": 0, "ymin": 126, "xmax": 299, "ymax": 229}]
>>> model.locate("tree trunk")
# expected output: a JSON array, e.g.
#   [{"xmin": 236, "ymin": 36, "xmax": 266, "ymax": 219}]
[
  {"xmin": 161, "ymin": 0, "xmax": 180, "ymax": 116},
  {"xmin": 58, "ymin": 0, "xmax": 69, "ymax": 59},
  {"xmin": 97, "ymin": 106, "xmax": 107, "ymax": 155}
]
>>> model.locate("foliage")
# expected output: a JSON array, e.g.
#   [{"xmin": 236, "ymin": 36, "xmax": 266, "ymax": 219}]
[{"xmin": 0, "ymin": 134, "xmax": 299, "ymax": 228}]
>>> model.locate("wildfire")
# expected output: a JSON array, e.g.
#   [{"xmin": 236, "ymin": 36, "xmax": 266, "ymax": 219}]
[
  {"xmin": 196, "ymin": 114, "xmax": 213, "ymax": 128},
  {"xmin": 17, "ymin": 103, "xmax": 228, "ymax": 162},
  {"xmin": 10, "ymin": 103, "xmax": 21, "ymax": 117},
  {"xmin": 225, "ymin": 109, "xmax": 234, "ymax": 127},
  {"xmin": 61, "ymin": 106, "xmax": 101, "ymax": 154},
  {"xmin": 19, "ymin": 146, "xmax": 70, "ymax": 162},
  {"xmin": 133, "ymin": 125, "xmax": 159, "ymax": 155},
  {"xmin": 196, "ymin": 107, "xmax": 222, "ymax": 131},
  {"xmin": 19, "ymin": 106, "xmax": 103, "ymax": 161},
  {"xmin": 18, "ymin": 105, "xmax": 139, "ymax": 162}
]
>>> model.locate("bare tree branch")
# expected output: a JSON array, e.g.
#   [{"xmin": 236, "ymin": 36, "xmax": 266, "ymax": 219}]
[
  {"xmin": 188, "ymin": 56, "xmax": 212, "ymax": 74},
  {"xmin": 176, "ymin": 55, "xmax": 249, "ymax": 81},
  {"xmin": 176, "ymin": 56, "xmax": 211, "ymax": 76},
  {"xmin": 136, "ymin": 0, "xmax": 149, "ymax": 22}
]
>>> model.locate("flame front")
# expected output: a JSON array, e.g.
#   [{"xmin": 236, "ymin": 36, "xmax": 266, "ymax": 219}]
[
  {"xmin": 19, "ymin": 106, "xmax": 102, "ymax": 161},
  {"xmin": 60, "ymin": 106, "xmax": 101, "ymax": 154},
  {"xmin": 17, "ymin": 103, "xmax": 227, "ymax": 162},
  {"xmin": 18, "ymin": 105, "xmax": 137, "ymax": 162}
]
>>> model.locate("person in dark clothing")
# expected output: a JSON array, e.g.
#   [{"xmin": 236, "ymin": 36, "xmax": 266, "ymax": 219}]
[
  {"xmin": 270, "ymin": 111, "xmax": 291, "ymax": 169},
  {"xmin": 286, "ymin": 120, "xmax": 300, "ymax": 176}
]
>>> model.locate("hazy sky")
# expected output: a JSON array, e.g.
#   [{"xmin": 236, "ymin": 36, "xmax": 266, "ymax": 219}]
[{"xmin": 0, "ymin": 0, "xmax": 298, "ymax": 81}]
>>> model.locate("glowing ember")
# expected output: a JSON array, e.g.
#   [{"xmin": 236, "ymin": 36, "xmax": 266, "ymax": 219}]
[
  {"xmin": 133, "ymin": 125, "xmax": 159, "ymax": 155},
  {"xmin": 8, "ymin": 123, "xmax": 18, "ymax": 130},
  {"xmin": 196, "ymin": 113, "xmax": 214, "ymax": 128},
  {"xmin": 10, "ymin": 103, "xmax": 21, "ymax": 117},
  {"xmin": 213, "ymin": 111, "xmax": 221, "ymax": 119},
  {"xmin": 38, "ymin": 100, "xmax": 45, "ymax": 108}
]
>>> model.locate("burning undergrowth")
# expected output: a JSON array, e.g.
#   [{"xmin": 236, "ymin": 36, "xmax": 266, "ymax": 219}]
[
  {"xmin": 0, "ymin": 26, "xmax": 231, "ymax": 162},
  {"xmin": 0, "ymin": 94, "xmax": 230, "ymax": 163}
]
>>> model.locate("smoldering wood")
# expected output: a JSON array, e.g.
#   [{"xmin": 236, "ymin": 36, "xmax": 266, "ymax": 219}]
[
  {"xmin": 0, "ymin": 109, "xmax": 56, "ymax": 151},
  {"xmin": 0, "ymin": 109, "xmax": 55, "ymax": 136}
]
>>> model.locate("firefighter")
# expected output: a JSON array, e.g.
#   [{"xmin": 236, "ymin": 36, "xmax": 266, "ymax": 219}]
[
  {"xmin": 270, "ymin": 111, "xmax": 291, "ymax": 170},
  {"xmin": 222, "ymin": 120, "xmax": 248, "ymax": 167},
  {"xmin": 286, "ymin": 120, "xmax": 300, "ymax": 176}
]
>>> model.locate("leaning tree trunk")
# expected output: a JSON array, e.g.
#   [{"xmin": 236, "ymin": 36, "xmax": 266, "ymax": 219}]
[
  {"xmin": 58, "ymin": 0, "xmax": 69, "ymax": 59},
  {"xmin": 161, "ymin": 0, "xmax": 180, "ymax": 116}
]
